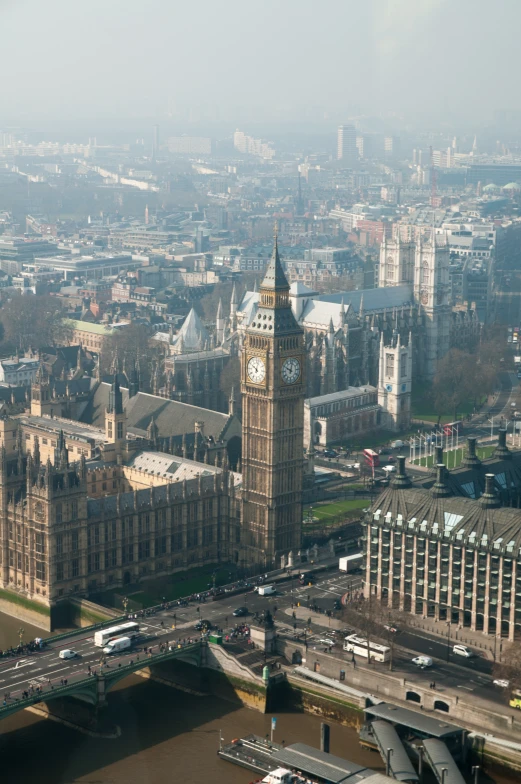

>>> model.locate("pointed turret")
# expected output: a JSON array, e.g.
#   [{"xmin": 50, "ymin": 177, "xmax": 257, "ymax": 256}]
[
  {"xmin": 230, "ymin": 281, "xmax": 238, "ymax": 330},
  {"xmin": 216, "ymin": 297, "xmax": 224, "ymax": 345},
  {"xmin": 358, "ymin": 293, "xmax": 364, "ymax": 320},
  {"xmin": 229, "ymin": 385, "xmax": 236, "ymax": 416}
]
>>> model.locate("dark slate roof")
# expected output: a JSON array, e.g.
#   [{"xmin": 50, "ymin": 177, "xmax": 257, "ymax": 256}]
[
  {"xmin": 260, "ymin": 237, "xmax": 290, "ymax": 291},
  {"xmin": 370, "ymin": 722, "xmax": 418, "ymax": 782},
  {"xmin": 79, "ymin": 382, "xmax": 130, "ymax": 429},
  {"xmin": 369, "ymin": 483, "xmax": 521, "ymax": 553},
  {"xmin": 125, "ymin": 392, "xmax": 234, "ymax": 441},
  {"xmin": 364, "ymin": 703, "xmax": 463, "ymax": 738},
  {"xmin": 417, "ymin": 449, "xmax": 521, "ymax": 501},
  {"xmin": 273, "ymin": 743, "xmax": 368, "ymax": 784},
  {"xmin": 318, "ymin": 284, "xmax": 413, "ymax": 312}
]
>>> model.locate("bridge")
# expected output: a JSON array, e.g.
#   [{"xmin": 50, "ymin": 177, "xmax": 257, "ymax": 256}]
[{"xmin": 0, "ymin": 617, "xmax": 202, "ymax": 723}]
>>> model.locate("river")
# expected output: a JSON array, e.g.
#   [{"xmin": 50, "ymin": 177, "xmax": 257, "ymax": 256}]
[{"xmin": 0, "ymin": 612, "xmax": 515, "ymax": 784}]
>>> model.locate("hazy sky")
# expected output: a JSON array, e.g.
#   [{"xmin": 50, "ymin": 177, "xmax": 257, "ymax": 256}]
[{"xmin": 0, "ymin": 0, "xmax": 519, "ymax": 129}]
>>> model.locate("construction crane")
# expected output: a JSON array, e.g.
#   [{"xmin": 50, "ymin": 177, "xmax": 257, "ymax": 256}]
[{"xmin": 429, "ymin": 145, "xmax": 437, "ymax": 208}]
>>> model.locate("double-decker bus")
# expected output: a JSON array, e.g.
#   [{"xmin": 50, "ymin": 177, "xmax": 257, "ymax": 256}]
[
  {"xmin": 443, "ymin": 420, "xmax": 462, "ymax": 436},
  {"xmin": 94, "ymin": 621, "xmax": 140, "ymax": 647},
  {"xmin": 363, "ymin": 448, "xmax": 380, "ymax": 468},
  {"xmin": 343, "ymin": 634, "xmax": 390, "ymax": 662}
]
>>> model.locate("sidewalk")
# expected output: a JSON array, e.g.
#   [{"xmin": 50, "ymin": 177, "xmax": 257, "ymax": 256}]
[
  {"xmin": 283, "ymin": 607, "xmax": 500, "ymax": 661},
  {"xmin": 403, "ymin": 615, "xmax": 500, "ymax": 661}
]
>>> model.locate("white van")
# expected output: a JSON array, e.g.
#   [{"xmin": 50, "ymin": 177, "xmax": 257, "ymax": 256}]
[
  {"xmin": 258, "ymin": 584, "xmax": 276, "ymax": 596},
  {"xmin": 453, "ymin": 644, "xmax": 473, "ymax": 658},
  {"xmin": 59, "ymin": 649, "xmax": 78, "ymax": 660},
  {"xmin": 391, "ymin": 440, "xmax": 406, "ymax": 449},
  {"xmin": 103, "ymin": 636, "xmax": 132, "ymax": 655},
  {"xmin": 412, "ymin": 655, "xmax": 433, "ymax": 669}
]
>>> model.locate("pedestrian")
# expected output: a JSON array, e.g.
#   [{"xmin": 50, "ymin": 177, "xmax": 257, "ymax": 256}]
[{"xmin": 432, "ymin": 681, "xmax": 436, "ymax": 690}]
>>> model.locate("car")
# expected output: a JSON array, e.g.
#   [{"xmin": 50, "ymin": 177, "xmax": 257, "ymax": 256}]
[
  {"xmin": 59, "ymin": 649, "xmax": 79, "ymax": 660},
  {"xmin": 378, "ymin": 448, "xmax": 392, "ymax": 455},
  {"xmin": 323, "ymin": 450, "xmax": 338, "ymax": 458},
  {"xmin": 493, "ymin": 679, "xmax": 510, "ymax": 688},
  {"xmin": 194, "ymin": 619, "xmax": 213, "ymax": 631},
  {"xmin": 382, "ymin": 465, "xmax": 396, "ymax": 473},
  {"xmin": 383, "ymin": 624, "xmax": 398, "ymax": 633},
  {"xmin": 333, "ymin": 599, "xmax": 342, "ymax": 611},
  {"xmin": 315, "ymin": 638, "xmax": 336, "ymax": 647},
  {"xmin": 412, "ymin": 656, "xmax": 433, "ymax": 669},
  {"xmin": 452, "ymin": 643, "xmax": 474, "ymax": 658},
  {"xmin": 386, "ymin": 456, "xmax": 397, "ymax": 463},
  {"xmin": 232, "ymin": 606, "xmax": 249, "ymax": 617}
]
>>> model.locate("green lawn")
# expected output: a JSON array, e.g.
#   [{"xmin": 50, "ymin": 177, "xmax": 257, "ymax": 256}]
[
  {"xmin": 305, "ymin": 498, "xmax": 371, "ymax": 522},
  {"xmin": 94, "ymin": 564, "xmax": 238, "ymax": 610},
  {"xmin": 411, "ymin": 381, "xmax": 486, "ymax": 423},
  {"xmin": 412, "ymin": 445, "xmax": 495, "ymax": 468}
]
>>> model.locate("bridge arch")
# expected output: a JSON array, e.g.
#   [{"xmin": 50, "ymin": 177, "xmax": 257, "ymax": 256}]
[
  {"xmin": 434, "ymin": 699, "xmax": 450, "ymax": 713},
  {"xmin": 406, "ymin": 690, "xmax": 421, "ymax": 703}
]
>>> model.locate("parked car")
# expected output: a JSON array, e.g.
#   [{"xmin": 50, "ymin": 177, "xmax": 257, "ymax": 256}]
[
  {"xmin": 323, "ymin": 450, "xmax": 338, "ymax": 458},
  {"xmin": 383, "ymin": 624, "xmax": 398, "ymax": 633},
  {"xmin": 493, "ymin": 679, "xmax": 510, "ymax": 688},
  {"xmin": 232, "ymin": 607, "xmax": 249, "ymax": 617}
]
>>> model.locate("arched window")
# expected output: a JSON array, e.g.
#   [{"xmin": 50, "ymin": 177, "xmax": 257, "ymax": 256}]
[{"xmin": 422, "ymin": 261, "xmax": 430, "ymax": 285}]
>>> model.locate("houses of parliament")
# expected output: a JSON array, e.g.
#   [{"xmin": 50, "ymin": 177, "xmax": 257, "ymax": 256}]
[{"xmin": 0, "ymin": 240, "xmax": 306, "ymax": 627}]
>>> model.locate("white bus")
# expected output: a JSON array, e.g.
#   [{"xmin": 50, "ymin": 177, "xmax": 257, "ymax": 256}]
[
  {"xmin": 94, "ymin": 622, "xmax": 140, "ymax": 647},
  {"xmin": 343, "ymin": 634, "xmax": 390, "ymax": 663}
]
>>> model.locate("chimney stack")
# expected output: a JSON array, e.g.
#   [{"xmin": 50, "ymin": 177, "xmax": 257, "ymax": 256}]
[
  {"xmin": 494, "ymin": 427, "xmax": 511, "ymax": 460},
  {"xmin": 464, "ymin": 436, "xmax": 481, "ymax": 467},
  {"xmin": 480, "ymin": 473, "xmax": 500, "ymax": 509}
]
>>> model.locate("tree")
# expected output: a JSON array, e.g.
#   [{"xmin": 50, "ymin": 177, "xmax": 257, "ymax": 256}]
[
  {"xmin": 103, "ymin": 323, "xmax": 156, "ymax": 391},
  {"xmin": 0, "ymin": 294, "xmax": 69, "ymax": 351},
  {"xmin": 432, "ymin": 349, "xmax": 477, "ymax": 420},
  {"xmin": 492, "ymin": 642, "xmax": 521, "ymax": 700}
]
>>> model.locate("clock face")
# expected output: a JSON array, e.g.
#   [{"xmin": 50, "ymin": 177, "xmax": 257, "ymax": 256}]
[
  {"xmin": 281, "ymin": 357, "xmax": 301, "ymax": 384},
  {"xmin": 247, "ymin": 356, "xmax": 266, "ymax": 384},
  {"xmin": 385, "ymin": 384, "xmax": 393, "ymax": 392}
]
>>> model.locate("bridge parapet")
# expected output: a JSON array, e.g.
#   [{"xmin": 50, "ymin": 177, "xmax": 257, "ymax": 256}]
[{"xmin": 0, "ymin": 642, "xmax": 202, "ymax": 723}]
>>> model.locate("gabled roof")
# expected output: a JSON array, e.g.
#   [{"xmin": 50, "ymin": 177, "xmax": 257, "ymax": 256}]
[
  {"xmin": 173, "ymin": 307, "xmax": 209, "ymax": 351},
  {"xmin": 289, "ymin": 281, "xmax": 318, "ymax": 297},
  {"xmin": 318, "ymin": 285, "xmax": 413, "ymax": 312}
]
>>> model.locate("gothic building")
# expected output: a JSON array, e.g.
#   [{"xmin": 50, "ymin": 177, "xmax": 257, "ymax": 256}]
[
  {"xmin": 237, "ymin": 231, "xmax": 478, "ymax": 397},
  {"xmin": 152, "ymin": 304, "xmax": 238, "ymax": 412},
  {"xmin": 363, "ymin": 433, "xmax": 521, "ymax": 642},
  {"xmin": 0, "ymin": 241, "xmax": 304, "ymax": 627}
]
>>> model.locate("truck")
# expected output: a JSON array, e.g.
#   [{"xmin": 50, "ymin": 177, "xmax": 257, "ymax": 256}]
[
  {"xmin": 103, "ymin": 636, "xmax": 132, "ymax": 655},
  {"xmin": 339, "ymin": 553, "xmax": 363, "ymax": 573},
  {"xmin": 258, "ymin": 584, "xmax": 276, "ymax": 596}
]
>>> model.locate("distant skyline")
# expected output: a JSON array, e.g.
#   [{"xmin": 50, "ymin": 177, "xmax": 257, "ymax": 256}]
[{"xmin": 0, "ymin": 0, "xmax": 520, "ymax": 129}]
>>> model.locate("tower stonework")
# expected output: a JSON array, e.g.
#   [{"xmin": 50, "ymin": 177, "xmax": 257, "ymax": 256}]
[
  {"xmin": 414, "ymin": 234, "xmax": 451, "ymax": 379},
  {"xmin": 378, "ymin": 332, "xmax": 412, "ymax": 432},
  {"xmin": 241, "ymin": 237, "xmax": 305, "ymax": 567}
]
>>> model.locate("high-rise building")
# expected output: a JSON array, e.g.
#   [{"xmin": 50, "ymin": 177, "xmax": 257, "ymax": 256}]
[
  {"xmin": 240, "ymin": 236, "xmax": 305, "ymax": 567},
  {"xmin": 337, "ymin": 124, "xmax": 357, "ymax": 164}
]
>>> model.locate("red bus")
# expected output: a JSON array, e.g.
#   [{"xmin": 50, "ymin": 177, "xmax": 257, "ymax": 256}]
[
  {"xmin": 363, "ymin": 448, "xmax": 380, "ymax": 468},
  {"xmin": 443, "ymin": 420, "xmax": 462, "ymax": 435}
]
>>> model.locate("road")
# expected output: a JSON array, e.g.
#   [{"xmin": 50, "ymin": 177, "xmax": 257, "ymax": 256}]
[{"xmin": 0, "ymin": 569, "xmax": 508, "ymax": 709}]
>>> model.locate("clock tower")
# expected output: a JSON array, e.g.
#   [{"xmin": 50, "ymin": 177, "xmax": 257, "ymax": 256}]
[{"xmin": 241, "ymin": 235, "xmax": 306, "ymax": 568}]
